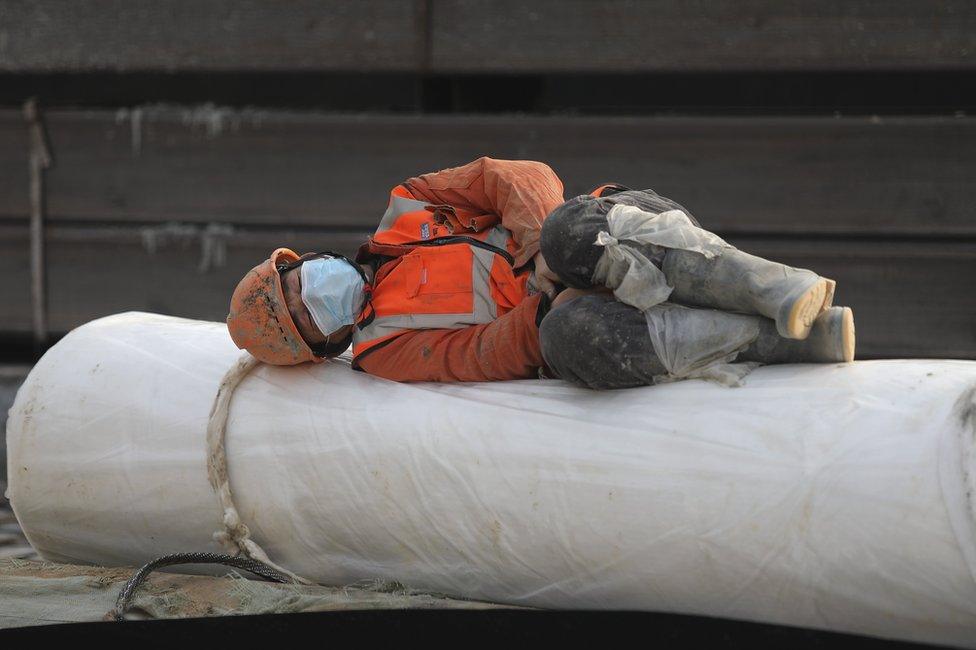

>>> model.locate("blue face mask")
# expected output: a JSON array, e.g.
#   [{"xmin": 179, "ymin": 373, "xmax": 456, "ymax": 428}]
[{"xmin": 300, "ymin": 257, "xmax": 366, "ymax": 337}]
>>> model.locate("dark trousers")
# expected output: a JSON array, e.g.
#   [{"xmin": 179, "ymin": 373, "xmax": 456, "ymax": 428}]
[{"xmin": 538, "ymin": 189, "xmax": 690, "ymax": 389}]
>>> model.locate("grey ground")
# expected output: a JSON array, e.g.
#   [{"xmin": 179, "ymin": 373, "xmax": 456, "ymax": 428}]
[{"xmin": 0, "ymin": 558, "xmax": 510, "ymax": 628}]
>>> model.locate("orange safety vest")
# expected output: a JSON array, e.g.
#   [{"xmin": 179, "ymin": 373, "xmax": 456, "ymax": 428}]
[{"xmin": 352, "ymin": 185, "xmax": 530, "ymax": 364}]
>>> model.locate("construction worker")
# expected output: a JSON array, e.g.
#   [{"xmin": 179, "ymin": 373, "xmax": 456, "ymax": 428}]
[{"xmin": 227, "ymin": 157, "xmax": 854, "ymax": 389}]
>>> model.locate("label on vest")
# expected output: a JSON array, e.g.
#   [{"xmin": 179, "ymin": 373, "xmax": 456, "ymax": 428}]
[{"xmin": 420, "ymin": 223, "xmax": 431, "ymax": 240}]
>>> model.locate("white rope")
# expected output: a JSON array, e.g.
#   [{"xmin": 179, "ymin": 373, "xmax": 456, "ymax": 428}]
[{"xmin": 205, "ymin": 352, "xmax": 312, "ymax": 584}]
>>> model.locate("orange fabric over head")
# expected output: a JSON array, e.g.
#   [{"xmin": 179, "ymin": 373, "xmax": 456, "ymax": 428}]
[{"xmin": 226, "ymin": 247, "xmax": 323, "ymax": 365}]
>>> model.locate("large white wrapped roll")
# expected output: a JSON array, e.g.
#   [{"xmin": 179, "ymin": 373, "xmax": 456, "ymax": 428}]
[{"xmin": 6, "ymin": 313, "xmax": 976, "ymax": 645}]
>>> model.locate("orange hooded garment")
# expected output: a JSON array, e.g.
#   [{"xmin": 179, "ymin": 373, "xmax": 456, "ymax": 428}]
[{"xmin": 355, "ymin": 157, "xmax": 566, "ymax": 383}]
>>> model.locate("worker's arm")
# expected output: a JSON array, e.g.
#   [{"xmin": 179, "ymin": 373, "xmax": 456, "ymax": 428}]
[
  {"xmin": 404, "ymin": 157, "xmax": 565, "ymax": 268},
  {"xmin": 356, "ymin": 294, "xmax": 548, "ymax": 382}
]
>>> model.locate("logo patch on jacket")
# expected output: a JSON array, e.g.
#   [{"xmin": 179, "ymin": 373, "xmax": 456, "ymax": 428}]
[{"xmin": 420, "ymin": 223, "xmax": 431, "ymax": 240}]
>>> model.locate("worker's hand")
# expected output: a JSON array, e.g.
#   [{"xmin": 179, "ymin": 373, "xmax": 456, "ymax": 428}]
[{"xmin": 527, "ymin": 251, "xmax": 560, "ymax": 299}]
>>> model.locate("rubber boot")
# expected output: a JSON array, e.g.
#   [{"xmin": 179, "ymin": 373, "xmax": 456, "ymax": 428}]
[
  {"xmin": 738, "ymin": 306, "xmax": 856, "ymax": 364},
  {"xmin": 662, "ymin": 247, "xmax": 834, "ymax": 340}
]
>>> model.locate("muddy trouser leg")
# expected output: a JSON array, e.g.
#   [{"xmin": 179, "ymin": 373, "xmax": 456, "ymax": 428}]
[
  {"xmin": 541, "ymin": 197, "xmax": 834, "ymax": 340},
  {"xmin": 540, "ymin": 295, "xmax": 763, "ymax": 390},
  {"xmin": 539, "ymin": 294, "xmax": 763, "ymax": 389},
  {"xmin": 540, "ymin": 296, "xmax": 853, "ymax": 390},
  {"xmin": 540, "ymin": 196, "xmax": 626, "ymax": 290},
  {"xmin": 538, "ymin": 199, "xmax": 669, "ymax": 388},
  {"xmin": 539, "ymin": 294, "xmax": 666, "ymax": 389}
]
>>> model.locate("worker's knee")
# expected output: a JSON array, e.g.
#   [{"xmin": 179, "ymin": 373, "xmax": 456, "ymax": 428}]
[
  {"xmin": 540, "ymin": 196, "xmax": 609, "ymax": 289},
  {"xmin": 541, "ymin": 194, "xmax": 676, "ymax": 292},
  {"xmin": 539, "ymin": 294, "xmax": 663, "ymax": 390},
  {"xmin": 540, "ymin": 296, "xmax": 599, "ymax": 384}
]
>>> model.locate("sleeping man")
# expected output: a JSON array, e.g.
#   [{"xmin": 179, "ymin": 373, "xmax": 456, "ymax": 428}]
[{"xmin": 226, "ymin": 157, "xmax": 854, "ymax": 389}]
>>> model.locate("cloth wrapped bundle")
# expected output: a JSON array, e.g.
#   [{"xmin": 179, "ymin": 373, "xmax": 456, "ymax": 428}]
[{"xmin": 6, "ymin": 313, "xmax": 976, "ymax": 646}]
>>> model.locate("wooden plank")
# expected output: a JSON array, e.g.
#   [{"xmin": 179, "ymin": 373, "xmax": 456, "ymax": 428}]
[
  {"xmin": 1, "ymin": 223, "xmax": 973, "ymax": 358},
  {"xmin": 0, "ymin": 0, "xmax": 424, "ymax": 72},
  {"xmin": 431, "ymin": 0, "xmax": 976, "ymax": 72},
  {"xmin": 5, "ymin": 1, "xmax": 975, "ymax": 74},
  {"xmin": 1, "ymin": 109, "xmax": 974, "ymax": 236}
]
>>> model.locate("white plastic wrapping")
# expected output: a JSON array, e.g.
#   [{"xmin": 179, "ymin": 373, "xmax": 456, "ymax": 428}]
[
  {"xmin": 6, "ymin": 313, "xmax": 976, "ymax": 647},
  {"xmin": 592, "ymin": 205, "xmax": 729, "ymax": 311}
]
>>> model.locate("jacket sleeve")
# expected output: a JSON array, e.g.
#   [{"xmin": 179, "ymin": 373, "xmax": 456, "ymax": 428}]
[
  {"xmin": 356, "ymin": 294, "xmax": 547, "ymax": 383},
  {"xmin": 403, "ymin": 157, "xmax": 565, "ymax": 268}
]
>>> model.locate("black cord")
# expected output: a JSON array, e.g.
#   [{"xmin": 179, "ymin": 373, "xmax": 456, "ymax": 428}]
[{"xmin": 109, "ymin": 552, "xmax": 296, "ymax": 621}]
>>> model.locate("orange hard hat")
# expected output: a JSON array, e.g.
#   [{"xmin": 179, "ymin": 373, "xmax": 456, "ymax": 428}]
[{"xmin": 226, "ymin": 247, "xmax": 323, "ymax": 365}]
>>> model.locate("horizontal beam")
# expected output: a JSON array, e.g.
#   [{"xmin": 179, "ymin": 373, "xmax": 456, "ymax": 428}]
[
  {"xmin": 1, "ymin": 222, "xmax": 973, "ymax": 359},
  {"xmin": 2, "ymin": 1, "xmax": 974, "ymax": 73},
  {"xmin": 1, "ymin": 109, "xmax": 973, "ymax": 236},
  {"xmin": 431, "ymin": 1, "xmax": 976, "ymax": 73},
  {"xmin": 0, "ymin": 1, "xmax": 425, "ymax": 72}
]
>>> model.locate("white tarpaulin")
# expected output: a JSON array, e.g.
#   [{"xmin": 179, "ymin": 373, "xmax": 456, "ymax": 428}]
[{"xmin": 6, "ymin": 312, "xmax": 976, "ymax": 646}]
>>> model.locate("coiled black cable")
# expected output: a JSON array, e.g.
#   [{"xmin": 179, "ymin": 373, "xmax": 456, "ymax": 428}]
[{"xmin": 109, "ymin": 551, "xmax": 297, "ymax": 621}]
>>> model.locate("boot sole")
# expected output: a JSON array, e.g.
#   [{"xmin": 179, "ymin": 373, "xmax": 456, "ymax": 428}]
[
  {"xmin": 778, "ymin": 278, "xmax": 829, "ymax": 340},
  {"xmin": 823, "ymin": 278, "xmax": 836, "ymax": 311},
  {"xmin": 808, "ymin": 306, "xmax": 855, "ymax": 362},
  {"xmin": 840, "ymin": 306, "xmax": 856, "ymax": 362}
]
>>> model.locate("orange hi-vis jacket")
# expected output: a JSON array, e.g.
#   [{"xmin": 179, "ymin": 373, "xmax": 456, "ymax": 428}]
[{"xmin": 352, "ymin": 157, "xmax": 566, "ymax": 382}]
